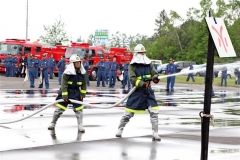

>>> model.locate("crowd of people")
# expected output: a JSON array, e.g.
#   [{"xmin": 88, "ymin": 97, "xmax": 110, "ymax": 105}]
[
  {"xmin": 93, "ymin": 56, "xmax": 131, "ymax": 90},
  {"xmin": 4, "ymin": 53, "xmax": 65, "ymax": 89},
  {"xmin": 3, "ymin": 52, "xmax": 132, "ymax": 90}
]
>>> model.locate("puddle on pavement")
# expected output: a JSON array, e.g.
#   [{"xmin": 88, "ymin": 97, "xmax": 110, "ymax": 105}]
[
  {"xmin": 3, "ymin": 104, "xmax": 45, "ymax": 113},
  {"xmin": 210, "ymin": 148, "xmax": 240, "ymax": 154},
  {"xmin": 224, "ymin": 109, "xmax": 240, "ymax": 115}
]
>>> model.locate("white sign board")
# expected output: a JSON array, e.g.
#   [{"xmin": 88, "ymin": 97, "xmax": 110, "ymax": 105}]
[{"xmin": 205, "ymin": 17, "xmax": 236, "ymax": 57}]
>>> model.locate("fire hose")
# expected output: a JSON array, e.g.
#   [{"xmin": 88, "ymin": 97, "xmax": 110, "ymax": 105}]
[{"xmin": 0, "ymin": 87, "xmax": 136, "ymax": 124}]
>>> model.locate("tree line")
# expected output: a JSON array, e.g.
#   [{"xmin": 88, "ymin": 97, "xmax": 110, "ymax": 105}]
[{"xmin": 143, "ymin": 0, "xmax": 240, "ymax": 64}]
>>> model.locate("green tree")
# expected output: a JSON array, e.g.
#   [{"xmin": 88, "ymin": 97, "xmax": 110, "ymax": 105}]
[
  {"xmin": 40, "ymin": 19, "xmax": 69, "ymax": 45},
  {"xmin": 169, "ymin": 10, "xmax": 184, "ymax": 53},
  {"xmin": 200, "ymin": 0, "xmax": 213, "ymax": 18},
  {"xmin": 228, "ymin": 0, "xmax": 240, "ymax": 23},
  {"xmin": 110, "ymin": 31, "xmax": 121, "ymax": 47},
  {"xmin": 154, "ymin": 10, "xmax": 171, "ymax": 37},
  {"xmin": 215, "ymin": 0, "xmax": 228, "ymax": 17},
  {"xmin": 186, "ymin": 7, "xmax": 201, "ymax": 21},
  {"xmin": 76, "ymin": 36, "xmax": 83, "ymax": 42},
  {"xmin": 229, "ymin": 18, "xmax": 240, "ymax": 56},
  {"xmin": 141, "ymin": 0, "xmax": 240, "ymax": 63}
]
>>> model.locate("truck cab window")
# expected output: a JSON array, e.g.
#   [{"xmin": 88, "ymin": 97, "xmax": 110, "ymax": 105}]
[
  {"xmin": 90, "ymin": 49, "xmax": 95, "ymax": 57},
  {"xmin": 35, "ymin": 47, "xmax": 41, "ymax": 53},
  {"xmin": 24, "ymin": 47, "xmax": 31, "ymax": 54},
  {"xmin": 97, "ymin": 50, "xmax": 103, "ymax": 58}
]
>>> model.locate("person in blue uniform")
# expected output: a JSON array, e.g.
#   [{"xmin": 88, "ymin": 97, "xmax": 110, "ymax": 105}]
[
  {"xmin": 5, "ymin": 54, "xmax": 13, "ymax": 77},
  {"xmin": 11, "ymin": 55, "xmax": 18, "ymax": 77},
  {"xmin": 220, "ymin": 67, "xmax": 227, "ymax": 87},
  {"xmin": 57, "ymin": 55, "xmax": 66, "ymax": 85},
  {"xmin": 38, "ymin": 53, "xmax": 50, "ymax": 89},
  {"xmin": 27, "ymin": 54, "xmax": 37, "ymax": 88},
  {"xmin": 166, "ymin": 58, "xmax": 177, "ymax": 92},
  {"xmin": 122, "ymin": 60, "xmax": 131, "ymax": 90},
  {"xmin": 237, "ymin": 68, "xmax": 240, "ymax": 85},
  {"xmin": 115, "ymin": 44, "xmax": 161, "ymax": 141},
  {"xmin": 83, "ymin": 57, "xmax": 90, "ymax": 86},
  {"xmin": 48, "ymin": 54, "xmax": 87, "ymax": 132},
  {"xmin": 33, "ymin": 55, "xmax": 40, "ymax": 79},
  {"xmin": 96, "ymin": 57, "xmax": 106, "ymax": 87},
  {"xmin": 48, "ymin": 54, "xmax": 56, "ymax": 79},
  {"xmin": 109, "ymin": 57, "xmax": 118, "ymax": 88},
  {"xmin": 186, "ymin": 64, "xmax": 195, "ymax": 82},
  {"xmin": 105, "ymin": 58, "xmax": 111, "ymax": 85}
]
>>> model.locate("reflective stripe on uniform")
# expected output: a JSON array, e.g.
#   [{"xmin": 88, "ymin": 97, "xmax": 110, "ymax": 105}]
[
  {"xmin": 125, "ymin": 107, "xmax": 146, "ymax": 114},
  {"xmin": 137, "ymin": 74, "xmax": 151, "ymax": 80},
  {"xmin": 151, "ymin": 106, "xmax": 160, "ymax": 110},
  {"xmin": 136, "ymin": 74, "xmax": 152, "ymax": 86},
  {"xmin": 75, "ymin": 105, "xmax": 84, "ymax": 111},
  {"xmin": 137, "ymin": 76, "xmax": 142, "ymax": 80},
  {"xmin": 135, "ymin": 79, "xmax": 141, "ymax": 86},
  {"xmin": 80, "ymin": 90, "xmax": 87, "ymax": 94},
  {"xmin": 62, "ymin": 92, "xmax": 68, "ymax": 95},
  {"xmin": 56, "ymin": 103, "xmax": 67, "ymax": 110},
  {"xmin": 77, "ymin": 82, "xmax": 82, "ymax": 85},
  {"xmin": 67, "ymin": 81, "xmax": 73, "ymax": 85}
]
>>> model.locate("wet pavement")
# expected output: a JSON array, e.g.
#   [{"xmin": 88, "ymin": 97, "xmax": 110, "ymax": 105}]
[{"xmin": 0, "ymin": 76, "xmax": 240, "ymax": 160}]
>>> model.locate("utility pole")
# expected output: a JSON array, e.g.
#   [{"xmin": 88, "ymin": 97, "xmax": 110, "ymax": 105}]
[
  {"xmin": 25, "ymin": 0, "xmax": 29, "ymax": 41},
  {"xmin": 175, "ymin": 29, "xmax": 183, "ymax": 53},
  {"xmin": 200, "ymin": 11, "xmax": 215, "ymax": 160}
]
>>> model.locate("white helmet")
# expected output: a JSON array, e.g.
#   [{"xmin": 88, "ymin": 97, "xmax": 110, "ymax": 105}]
[
  {"xmin": 134, "ymin": 44, "xmax": 146, "ymax": 53},
  {"xmin": 69, "ymin": 54, "xmax": 81, "ymax": 63}
]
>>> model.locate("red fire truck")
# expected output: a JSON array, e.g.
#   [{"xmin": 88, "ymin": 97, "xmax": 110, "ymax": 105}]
[
  {"xmin": 64, "ymin": 42, "xmax": 133, "ymax": 80},
  {"xmin": 0, "ymin": 39, "xmax": 44, "ymax": 73},
  {"xmin": 63, "ymin": 42, "xmax": 105, "ymax": 80},
  {"xmin": 43, "ymin": 45, "xmax": 67, "ymax": 62}
]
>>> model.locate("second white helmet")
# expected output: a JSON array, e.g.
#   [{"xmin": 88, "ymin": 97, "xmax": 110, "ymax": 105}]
[
  {"xmin": 134, "ymin": 44, "xmax": 146, "ymax": 53},
  {"xmin": 69, "ymin": 54, "xmax": 81, "ymax": 63}
]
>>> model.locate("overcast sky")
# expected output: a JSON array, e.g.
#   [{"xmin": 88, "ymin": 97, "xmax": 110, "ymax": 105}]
[{"xmin": 0, "ymin": 0, "xmax": 202, "ymax": 41}]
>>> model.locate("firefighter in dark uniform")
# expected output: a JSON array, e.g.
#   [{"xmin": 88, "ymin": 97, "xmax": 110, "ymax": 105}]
[
  {"xmin": 115, "ymin": 44, "xmax": 161, "ymax": 141},
  {"xmin": 48, "ymin": 54, "xmax": 87, "ymax": 132}
]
